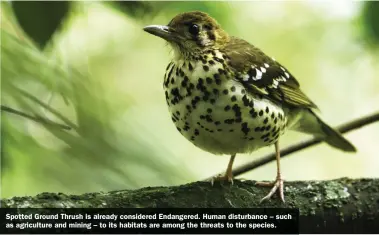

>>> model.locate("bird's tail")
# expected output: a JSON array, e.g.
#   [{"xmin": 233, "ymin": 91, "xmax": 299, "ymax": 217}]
[
  {"xmin": 290, "ymin": 109, "xmax": 356, "ymax": 152},
  {"xmin": 318, "ymin": 117, "xmax": 356, "ymax": 152}
]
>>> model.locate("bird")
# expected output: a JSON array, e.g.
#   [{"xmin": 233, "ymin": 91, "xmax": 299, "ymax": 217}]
[{"xmin": 143, "ymin": 11, "xmax": 356, "ymax": 203}]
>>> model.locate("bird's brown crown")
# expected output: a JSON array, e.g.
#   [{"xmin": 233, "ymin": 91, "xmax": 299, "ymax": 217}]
[{"xmin": 144, "ymin": 11, "xmax": 229, "ymax": 57}]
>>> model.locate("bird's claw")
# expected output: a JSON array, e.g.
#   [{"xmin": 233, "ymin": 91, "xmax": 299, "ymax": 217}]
[
  {"xmin": 210, "ymin": 173, "xmax": 234, "ymax": 186},
  {"xmin": 256, "ymin": 177, "xmax": 285, "ymax": 203}
]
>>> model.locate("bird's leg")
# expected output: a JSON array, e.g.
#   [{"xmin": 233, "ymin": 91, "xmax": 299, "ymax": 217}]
[
  {"xmin": 256, "ymin": 141, "xmax": 285, "ymax": 203},
  {"xmin": 211, "ymin": 154, "xmax": 236, "ymax": 185}
]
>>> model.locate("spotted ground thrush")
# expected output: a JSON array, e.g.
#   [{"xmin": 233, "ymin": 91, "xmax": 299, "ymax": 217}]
[{"xmin": 143, "ymin": 11, "xmax": 356, "ymax": 202}]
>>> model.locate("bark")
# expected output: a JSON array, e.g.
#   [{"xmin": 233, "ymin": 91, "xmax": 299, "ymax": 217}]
[{"xmin": 1, "ymin": 178, "xmax": 379, "ymax": 233}]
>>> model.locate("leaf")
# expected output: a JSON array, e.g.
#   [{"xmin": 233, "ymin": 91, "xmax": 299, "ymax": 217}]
[{"xmin": 11, "ymin": 1, "xmax": 70, "ymax": 48}]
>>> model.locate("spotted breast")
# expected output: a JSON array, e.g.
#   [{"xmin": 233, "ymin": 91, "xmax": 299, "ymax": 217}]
[{"xmin": 163, "ymin": 50, "xmax": 288, "ymax": 155}]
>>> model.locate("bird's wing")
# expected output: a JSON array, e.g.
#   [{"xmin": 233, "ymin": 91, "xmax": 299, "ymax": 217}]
[{"xmin": 222, "ymin": 37, "xmax": 317, "ymax": 109}]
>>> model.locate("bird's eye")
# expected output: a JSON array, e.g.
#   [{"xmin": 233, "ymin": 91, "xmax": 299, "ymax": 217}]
[{"xmin": 188, "ymin": 24, "xmax": 200, "ymax": 35}]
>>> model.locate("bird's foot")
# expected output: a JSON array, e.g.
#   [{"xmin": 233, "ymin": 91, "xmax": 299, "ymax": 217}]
[
  {"xmin": 256, "ymin": 176, "xmax": 285, "ymax": 203},
  {"xmin": 210, "ymin": 173, "xmax": 234, "ymax": 186}
]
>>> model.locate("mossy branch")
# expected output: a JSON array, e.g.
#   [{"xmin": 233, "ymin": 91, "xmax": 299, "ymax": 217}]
[{"xmin": 1, "ymin": 178, "xmax": 379, "ymax": 233}]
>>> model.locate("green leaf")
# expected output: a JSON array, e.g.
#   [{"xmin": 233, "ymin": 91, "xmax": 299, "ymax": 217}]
[{"xmin": 12, "ymin": 1, "xmax": 70, "ymax": 48}]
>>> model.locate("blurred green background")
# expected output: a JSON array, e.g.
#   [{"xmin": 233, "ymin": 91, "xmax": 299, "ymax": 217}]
[{"xmin": 1, "ymin": 1, "xmax": 379, "ymax": 198}]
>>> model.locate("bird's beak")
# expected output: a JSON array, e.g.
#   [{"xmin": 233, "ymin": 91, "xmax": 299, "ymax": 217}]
[{"xmin": 143, "ymin": 25, "xmax": 178, "ymax": 42}]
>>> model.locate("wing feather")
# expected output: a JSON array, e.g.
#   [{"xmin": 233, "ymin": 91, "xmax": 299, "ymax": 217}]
[{"xmin": 223, "ymin": 37, "xmax": 317, "ymax": 109}]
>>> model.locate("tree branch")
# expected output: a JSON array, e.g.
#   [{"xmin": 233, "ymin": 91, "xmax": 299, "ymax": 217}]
[
  {"xmin": 10, "ymin": 85, "xmax": 78, "ymax": 130},
  {"xmin": 1, "ymin": 105, "xmax": 71, "ymax": 130},
  {"xmin": 206, "ymin": 112, "xmax": 379, "ymax": 180},
  {"xmin": 1, "ymin": 178, "xmax": 378, "ymax": 233}
]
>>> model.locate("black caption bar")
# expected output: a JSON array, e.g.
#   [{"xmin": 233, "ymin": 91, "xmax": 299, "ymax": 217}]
[{"xmin": 0, "ymin": 208, "xmax": 299, "ymax": 234}]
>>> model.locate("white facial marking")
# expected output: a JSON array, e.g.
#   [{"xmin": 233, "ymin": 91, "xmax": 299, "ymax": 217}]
[
  {"xmin": 280, "ymin": 67, "xmax": 285, "ymax": 71},
  {"xmin": 260, "ymin": 67, "xmax": 266, "ymax": 73},
  {"xmin": 284, "ymin": 72, "xmax": 290, "ymax": 78},
  {"xmin": 264, "ymin": 63, "xmax": 269, "ymax": 68}
]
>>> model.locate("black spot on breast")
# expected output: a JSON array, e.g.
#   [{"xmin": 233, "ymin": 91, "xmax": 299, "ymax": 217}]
[
  {"xmin": 166, "ymin": 63, "xmax": 172, "ymax": 71},
  {"xmin": 170, "ymin": 88, "xmax": 181, "ymax": 101},
  {"xmin": 188, "ymin": 63, "xmax": 193, "ymax": 71},
  {"xmin": 224, "ymin": 105, "xmax": 231, "ymax": 111},
  {"xmin": 210, "ymin": 99, "xmax": 216, "ymax": 104},
  {"xmin": 176, "ymin": 127, "xmax": 181, "ymax": 132},
  {"xmin": 202, "ymin": 93, "xmax": 210, "ymax": 101},
  {"xmin": 241, "ymin": 122, "xmax": 250, "ymax": 135},
  {"xmin": 259, "ymin": 110, "xmax": 264, "ymax": 116},
  {"xmin": 261, "ymin": 133, "xmax": 270, "ymax": 139},
  {"xmin": 207, "ymin": 108, "xmax": 212, "ymax": 113},
  {"xmin": 223, "ymin": 89, "xmax": 229, "ymax": 95},
  {"xmin": 213, "ymin": 89, "xmax": 219, "ymax": 95},
  {"xmin": 214, "ymin": 121, "xmax": 221, "ymax": 126},
  {"xmin": 230, "ymin": 86, "xmax": 236, "ymax": 92},
  {"xmin": 242, "ymin": 95, "xmax": 250, "ymax": 107},
  {"xmin": 206, "ymin": 77, "xmax": 213, "ymax": 84},
  {"xmin": 231, "ymin": 96, "xmax": 237, "ymax": 102},
  {"xmin": 205, "ymin": 115, "xmax": 213, "ymax": 123},
  {"xmin": 263, "ymin": 117, "xmax": 268, "ymax": 124},
  {"xmin": 232, "ymin": 104, "xmax": 241, "ymax": 117},
  {"xmin": 251, "ymin": 111, "xmax": 258, "ymax": 118},
  {"xmin": 214, "ymin": 57, "xmax": 224, "ymax": 63},
  {"xmin": 218, "ymin": 68, "xmax": 226, "ymax": 74},
  {"xmin": 194, "ymin": 129, "xmax": 199, "ymax": 136},
  {"xmin": 266, "ymin": 107, "xmax": 270, "ymax": 113},
  {"xmin": 165, "ymin": 66, "xmax": 174, "ymax": 87},
  {"xmin": 208, "ymin": 60, "xmax": 215, "ymax": 65},
  {"xmin": 215, "ymin": 78, "xmax": 221, "ymax": 85},
  {"xmin": 224, "ymin": 119, "xmax": 234, "ymax": 124},
  {"xmin": 203, "ymin": 65, "xmax": 209, "ymax": 71},
  {"xmin": 271, "ymin": 126, "xmax": 277, "ymax": 133},
  {"xmin": 196, "ymin": 78, "xmax": 207, "ymax": 91}
]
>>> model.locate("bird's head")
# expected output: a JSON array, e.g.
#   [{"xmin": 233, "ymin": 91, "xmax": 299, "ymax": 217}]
[{"xmin": 143, "ymin": 11, "xmax": 229, "ymax": 58}]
